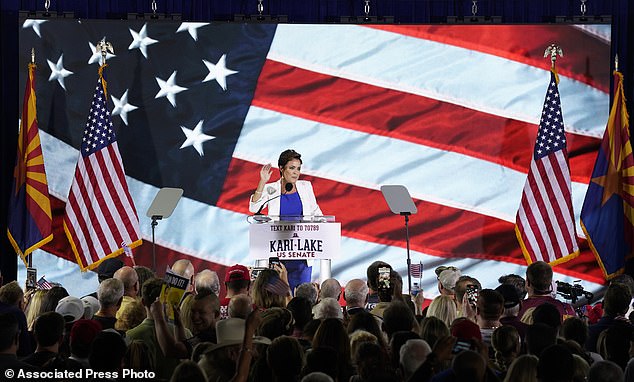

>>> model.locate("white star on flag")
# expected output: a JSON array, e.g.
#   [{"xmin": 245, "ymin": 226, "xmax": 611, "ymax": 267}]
[
  {"xmin": 47, "ymin": 54, "xmax": 73, "ymax": 90},
  {"xmin": 111, "ymin": 90, "xmax": 138, "ymax": 125},
  {"xmin": 203, "ymin": 54, "xmax": 238, "ymax": 91},
  {"xmin": 88, "ymin": 41, "xmax": 116, "ymax": 65},
  {"xmin": 128, "ymin": 24, "xmax": 158, "ymax": 59},
  {"xmin": 176, "ymin": 22, "xmax": 209, "ymax": 41},
  {"xmin": 23, "ymin": 19, "xmax": 47, "ymax": 37},
  {"xmin": 155, "ymin": 71, "xmax": 188, "ymax": 107},
  {"xmin": 180, "ymin": 120, "xmax": 215, "ymax": 156}
]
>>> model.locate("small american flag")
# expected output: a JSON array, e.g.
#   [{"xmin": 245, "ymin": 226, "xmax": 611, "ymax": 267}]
[
  {"xmin": 37, "ymin": 276, "xmax": 53, "ymax": 290},
  {"xmin": 515, "ymin": 69, "xmax": 579, "ymax": 265},
  {"xmin": 264, "ymin": 274, "xmax": 291, "ymax": 296},
  {"xmin": 409, "ymin": 262, "xmax": 423, "ymax": 279},
  {"xmin": 62, "ymin": 65, "xmax": 142, "ymax": 271}
]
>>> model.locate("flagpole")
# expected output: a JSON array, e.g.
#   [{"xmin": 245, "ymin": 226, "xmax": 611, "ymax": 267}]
[{"xmin": 27, "ymin": 48, "xmax": 35, "ymax": 270}]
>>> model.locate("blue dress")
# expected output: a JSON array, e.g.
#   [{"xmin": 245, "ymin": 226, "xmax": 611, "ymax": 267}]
[{"xmin": 280, "ymin": 192, "xmax": 312, "ymax": 293}]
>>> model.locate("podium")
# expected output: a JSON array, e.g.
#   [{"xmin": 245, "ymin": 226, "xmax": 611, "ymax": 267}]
[{"xmin": 248, "ymin": 215, "xmax": 340, "ymax": 282}]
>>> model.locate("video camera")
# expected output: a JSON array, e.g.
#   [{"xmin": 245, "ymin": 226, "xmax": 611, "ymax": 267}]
[{"xmin": 556, "ymin": 280, "xmax": 594, "ymax": 304}]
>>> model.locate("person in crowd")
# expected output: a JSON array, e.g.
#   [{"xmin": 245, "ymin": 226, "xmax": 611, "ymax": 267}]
[
  {"xmin": 561, "ymin": 316, "xmax": 600, "ymax": 362},
  {"xmin": 436, "ymin": 266, "xmax": 462, "ymax": 299},
  {"xmin": 170, "ymin": 360, "xmax": 206, "ymax": 382},
  {"xmin": 589, "ymin": 360, "xmax": 624, "ymax": 382},
  {"xmin": 347, "ymin": 309, "xmax": 388, "ymax": 350},
  {"xmin": 0, "ymin": 281, "xmax": 32, "ymax": 356},
  {"xmin": 537, "ymin": 344, "xmax": 575, "ymax": 382},
  {"xmin": 252, "ymin": 267, "xmax": 290, "ymax": 309},
  {"xmin": 170, "ymin": 259, "xmax": 196, "ymax": 293},
  {"xmin": 257, "ymin": 307, "xmax": 295, "ymax": 340},
  {"xmin": 123, "ymin": 340, "xmax": 153, "ymax": 375},
  {"xmin": 55, "ymin": 296, "xmax": 86, "ymax": 324},
  {"xmin": 97, "ymin": 258, "xmax": 125, "ymax": 284},
  {"xmin": 390, "ymin": 331, "xmax": 421, "ymax": 371},
  {"xmin": 249, "ymin": 149, "xmax": 323, "ymax": 291},
  {"xmin": 81, "ymin": 296, "xmax": 100, "ymax": 320},
  {"xmin": 525, "ymin": 323, "xmax": 557, "ymax": 357},
  {"xmin": 220, "ymin": 264, "xmax": 251, "ymax": 319},
  {"xmin": 40, "ymin": 285, "xmax": 69, "ymax": 313},
  {"xmin": 66, "ymin": 319, "xmax": 101, "ymax": 369},
  {"xmin": 113, "ymin": 266, "xmax": 140, "ymax": 321},
  {"xmin": 133, "ymin": 265, "xmax": 155, "ymax": 291},
  {"xmin": 419, "ymin": 316, "xmax": 450, "ymax": 349},
  {"xmin": 399, "ymin": 339, "xmax": 432, "ymax": 381},
  {"xmin": 490, "ymin": 325, "xmax": 520, "ymax": 378},
  {"xmin": 598, "ymin": 320, "xmax": 633, "ymax": 369},
  {"xmin": 383, "ymin": 301, "xmax": 418, "ymax": 340},
  {"xmin": 344, "ymin": 279, "xmax": 370, "ymax": 316},
  {"xmin": 517, "ymin": 261, "xmax": 575, "ymax": 321},
  {"xmin": 93, "ymin": 278, "xmax": 124, "ymax": 330},
  {"xmin": 150, "ymin": 286, "xmax": 213, "ymax": 361},
  {"xmin": 267, "ymin": 336, "xmax": 305, "ymax": 382},
  {"xmin": 179, "ymin": 293, "xmax": 194, "ymax": 331},
  {"xmin": 295, "ymin": 282, "xmax": 319, "ymax": 305},
  {"xmin": 21, "ymin": 311, "xmax": 65, "ymax": 367},
  {"xmin": 349, "ymin": 330, "xmax": 379, "ymax": 367},
  {"xmin": 114, "ymin": 298, "xmax": 145, "ymax": 331},
  {"xmin": 495, "ymin": 284, "xmax": 526, "ymax": 340},
  {"xmin": 498, "ymin": 274, "xmax": 527, "ymax": 300},
  {"xmin": 0, "ymin": 313, "xmax": 36, "ymax": 371},
  {"xmin": 313, "ymin": 318, "xmax": 353, "ymax": 382},
  {"xmin": 319, "ymin": 278, "xmax": 342, "ymax": 301},
  {"xmin": 194, "ymin": 269, "xmax": 220, "ymax": 296},
  {"xmin": 503, "ymin": 354, "xmax": 538, "ymax": 382},
  {"xmin": 313, "ymin": 297, "xmax": 343, "ymax": 320},
  {"xmin": 88, "ymin": 330, "xmax": 127, "ymax": 378},
  {"xmin": 427, "ymin": 295, "xmax": 458, "ymax": 329},
  {"xmin": 455, "ymin": 275, "xmax": 482, "ymax": 317},
  {"xmin": 586, "ymin": 281, "xmax": 632, "ymax": 353},
  {"xmin": 365, "ymin": 261, "xmax": 393, "ymax": 310},
  {"xmin": 286, "ymin": 296, "xmax": 313, "ymax": 341},
  {"xmin": 351, "ymin": 341, "xmax": 394, "ymax": 382},
  {"xmin": 228, "ymin": 294, "xmax": 254, "ymax": 319},
  {"xmin": 475, "ymin": 289, "xmax": 504, "ymax": 348},
  {"xmin": 24, "ymin": 289, "xmax": 47, "ymax": 331}
]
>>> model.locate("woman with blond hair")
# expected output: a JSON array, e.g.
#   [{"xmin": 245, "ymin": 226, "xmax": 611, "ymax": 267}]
[
  {"xmin": 25, "ymin": 289, "xmax": 47, "ymax": 331},
  {"xmin": 427, "ymin": 295, "xmax": 458, "ymax": 328},
  {"xmin": 504, "ymin": 354, "xmax": 538, "ymax": 382}
]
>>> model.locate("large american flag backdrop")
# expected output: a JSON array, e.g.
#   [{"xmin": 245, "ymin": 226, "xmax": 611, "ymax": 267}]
[{"xmin": 18, "ymin": 20, "xmax": 611, "ymax": 296}]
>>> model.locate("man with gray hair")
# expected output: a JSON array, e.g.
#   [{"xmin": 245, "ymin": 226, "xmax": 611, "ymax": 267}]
[
  {"xmin": 313, "ymin": 297, "xmax": 343, "ymax": 320},
  {"xmin": 195, "ymin": 269, "xmax": 220, "ymax": 296},
  {"xmin": 93, "ymin": 278, "xmax": 124, "ymax": 330},
  {"xmin": 344, "ymin": 279, "xmax": 369, "ymax": 316},
  {"xmin": 319, "ymin": 278, "xmax": 342, "ymax": 301},
  {"xmin": 228, "ymin": 294, "xmax": 253, "ymax": 319},
  {"xmin": 295, "ymin": 282, "xmax": 318, "ymax": 305},
  {"xmin": 400, "ymin": 339, "xmax": 432, "ymax": 381},
  {"xmin": 171, "ymin": 259, "xmax": 195, "ymax": 293}
]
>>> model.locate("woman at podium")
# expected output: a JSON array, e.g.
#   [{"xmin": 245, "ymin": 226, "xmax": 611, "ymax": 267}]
[{"xmin": 249, "ymin": 149, "xmax": 323, "ymax": 292}]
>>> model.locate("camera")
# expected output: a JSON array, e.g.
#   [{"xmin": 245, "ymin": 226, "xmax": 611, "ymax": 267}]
[{"xmin": 556, "ymin": 280, "xmax": 593, "ymax": 304}]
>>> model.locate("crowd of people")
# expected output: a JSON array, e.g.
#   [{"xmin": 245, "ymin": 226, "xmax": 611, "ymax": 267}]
[{"xmin": 0, "ymin": 257, "xmax": 633, "ymax": 382}]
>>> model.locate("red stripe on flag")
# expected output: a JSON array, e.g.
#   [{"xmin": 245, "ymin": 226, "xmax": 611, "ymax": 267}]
[
  {"xmin": 367, "ymin": 25, "xmax": 610, "ymax": 93},
  {"xmin": 253, "ymin": 60, "xmax": 600, "ymax": 184},
  {"xmin": 217, "ymin": 158, "xmax": 604, "ymax": 283}
]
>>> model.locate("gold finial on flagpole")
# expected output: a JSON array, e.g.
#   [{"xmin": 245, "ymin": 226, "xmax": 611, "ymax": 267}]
[
  {"xmin": 31, "ymin": 48, "xmax": 35, "ymax": 65},
  {"xmin": 615, "ymin": 54, "xmax": 619, "ymax": 72},
  {"xmin": 544, "ymin": 44, "xmax": 563, "ymax": 70},
  {"xmin": 95, "ymin": 38, "xmax": 114, "ymax": 66}
]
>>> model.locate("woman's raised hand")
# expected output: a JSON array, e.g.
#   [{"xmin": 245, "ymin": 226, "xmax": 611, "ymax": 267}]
[{"xmin": 260, "ymin": 163, "xmax": 273, "ymax": 183}]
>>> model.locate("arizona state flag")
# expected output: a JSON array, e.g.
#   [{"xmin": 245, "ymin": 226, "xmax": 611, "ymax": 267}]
[
  {"xmin": 580, "ymin": 70, "xmax": 634, "ymax": 279},
  {"xmin": 7, "ymin": 61, "xmax": 53, "ymax": 263}
]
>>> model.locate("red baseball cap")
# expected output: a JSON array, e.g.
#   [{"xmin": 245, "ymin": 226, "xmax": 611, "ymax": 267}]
[{"xmin": 225, "ymin": 264, "xmax": 250, "ymax": 282}]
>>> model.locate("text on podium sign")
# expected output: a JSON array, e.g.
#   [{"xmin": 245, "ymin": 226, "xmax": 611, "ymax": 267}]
[{"xmin": 249, "ymin": 222, "xmax": 341, "ymax": 260}]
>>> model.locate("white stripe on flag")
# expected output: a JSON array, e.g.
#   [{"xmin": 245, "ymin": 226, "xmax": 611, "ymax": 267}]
[{"xmin": 269, "ymin": 24, "xmax": 608, "ymax": 136}]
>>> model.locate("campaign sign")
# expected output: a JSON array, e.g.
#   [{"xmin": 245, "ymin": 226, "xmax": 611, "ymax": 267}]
[{"xmin": 249, "ymin": 222, "xmax": 341, "ymax": 260}]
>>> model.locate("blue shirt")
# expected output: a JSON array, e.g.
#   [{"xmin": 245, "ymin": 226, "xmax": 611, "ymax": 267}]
[{"xmin": 280, "ymin": 192, "xmax": 302, "ymax": 220}]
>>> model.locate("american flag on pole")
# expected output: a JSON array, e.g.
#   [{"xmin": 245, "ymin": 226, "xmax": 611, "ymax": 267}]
[
  {"xmin": 515, "ymin": 68, "xmax": 580, "ymax": 266},
  {"xmin": 20, "ymin": 21, "xmax": 610, "ymax": 294},
  {"xmin": 62, "ymin": 64, "xmax": 142, "ymax": 271},
  {"xmin": 409, "ymin": 262, "xmax": 423, "ymax": 279}
]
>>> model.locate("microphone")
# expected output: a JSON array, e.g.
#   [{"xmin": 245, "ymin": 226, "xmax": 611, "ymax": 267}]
[{"xmin": 255, "ymin": 182, "xmax": 293, "ymax": 215}]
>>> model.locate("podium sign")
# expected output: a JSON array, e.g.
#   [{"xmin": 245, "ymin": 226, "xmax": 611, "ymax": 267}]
[{"xmin": 249, "ymin": 221, "xmax": 341, "ymax": 260}]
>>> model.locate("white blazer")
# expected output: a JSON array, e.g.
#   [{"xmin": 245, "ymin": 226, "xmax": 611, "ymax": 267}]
[{"xmin": 249, "ymin": 180, "xmax": 323, "ymax": 216}]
